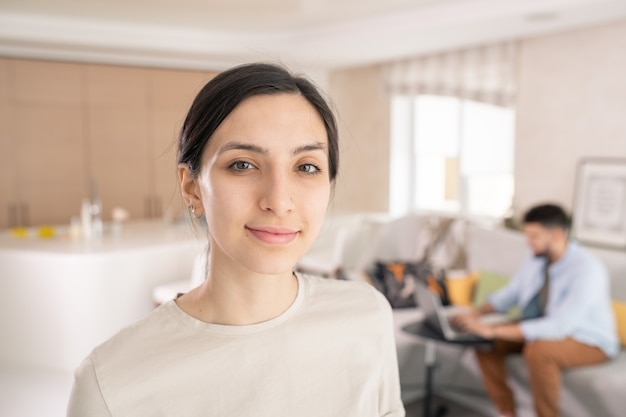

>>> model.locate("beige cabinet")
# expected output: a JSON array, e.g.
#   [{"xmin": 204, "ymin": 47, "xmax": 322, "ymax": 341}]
[
  {"xmin": 85, "ymin": 64, "xmax": 151, "ymax": 221},
  {"xmin": 0, "ymin": 58, "xmax": 16, "ymax": 229},
  {"xmin": 1, "ymin": 59, "xmax": 86, "ymax": 228},
  {"xmin": 0, "ymin": 57, "xmax": 215, "ymax": 228}
]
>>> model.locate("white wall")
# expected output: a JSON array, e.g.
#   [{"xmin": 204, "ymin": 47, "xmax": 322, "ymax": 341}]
[
  {"xmin": 514, "ymin": 19, "xmax": 626, "ymax": 214},
  {"xmin": 328, "ymin": 64, "xmax": 390, "ymax": 214},
  {"xmin": 328, "ymin": 20, "xmax": 626, "ymax": 218}
]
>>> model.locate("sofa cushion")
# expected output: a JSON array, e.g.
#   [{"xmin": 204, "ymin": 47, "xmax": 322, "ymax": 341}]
[
  {"xmin": 472, "ymin": 271, "xmax": 509, "ymax": 307},
  {"xmin": 562, "ymin": 350, "xmax": 626, "ymax": 417},
  {"xmin": 506, "ymin": 352, "xmax": 626, "ymax": 417},
  {"xmin": 612, "ymin": 300, "xmax": 626, "ymax": 347},
  {"xmin": 445, "ymin": 272, "xmax": 478, "ymax": 306}
]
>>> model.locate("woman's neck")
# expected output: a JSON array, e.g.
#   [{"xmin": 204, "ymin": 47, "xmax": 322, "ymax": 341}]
[{"xmin": 177, "ymin": 251, "xmax": 299, "ymax": 326}]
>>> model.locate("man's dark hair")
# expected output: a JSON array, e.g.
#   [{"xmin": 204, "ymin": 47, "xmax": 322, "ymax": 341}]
[{"xmin": 523, "ymin": 204, "xmax": 570, "ymax": 230}]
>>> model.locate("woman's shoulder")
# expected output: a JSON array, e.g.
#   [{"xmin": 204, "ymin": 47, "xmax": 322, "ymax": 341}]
[
  {"xmin": 299, "ymin": 273, "xmax": 392, "ymax": 316},
  {"xmin": 301, "ymin": 272, "xmax": 376, "ymax": 295},
  {"xmin": 73, "ymin": 301, "xmax": 213, "ymax": 413},
  {"xmin": 89, "ymin": 301, "xmax": 179, "ymax": 365}
]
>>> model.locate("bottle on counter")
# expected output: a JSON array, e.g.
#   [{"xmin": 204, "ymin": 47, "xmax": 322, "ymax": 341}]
[
  {"xmin": 81, "ymin": 198, "xmax": 92, "ymax": 241},
  {"xmin": 88, "ymin": 179, "xmax": 103, "ymax": 240},
  {"xmin": 90, "ymin": 198, "xmax": 103, "ymax": 239}
]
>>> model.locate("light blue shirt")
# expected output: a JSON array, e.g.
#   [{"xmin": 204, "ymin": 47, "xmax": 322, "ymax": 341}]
[{"xmin": 488, "ymin": 242, "xmax": 619, "ymax": 358}]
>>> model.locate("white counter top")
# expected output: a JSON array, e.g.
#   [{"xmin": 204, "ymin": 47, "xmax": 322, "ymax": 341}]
[
  {"xmin": 0, "ymin": 220, "xmax": 207, "ymax": 373},
  {"xmin": 0, "ymin": 220, "xmax": 205, "ymax": 254}
]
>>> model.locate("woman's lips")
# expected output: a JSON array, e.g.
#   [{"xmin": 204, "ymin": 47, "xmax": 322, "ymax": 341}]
[{"xmin": 246, "ymin": 226, "xmax": 299, "ymax": 245}]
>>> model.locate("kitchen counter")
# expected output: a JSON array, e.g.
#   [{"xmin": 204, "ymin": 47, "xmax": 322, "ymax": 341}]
[{"xmin": 0, "ymin": 220, "xmax": 206, "ymax": 372}]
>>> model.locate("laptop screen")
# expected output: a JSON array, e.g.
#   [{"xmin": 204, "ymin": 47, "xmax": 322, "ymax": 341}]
[{"xmin": 414, "ymin": 281, "xmax": 448, "ymax": 335}]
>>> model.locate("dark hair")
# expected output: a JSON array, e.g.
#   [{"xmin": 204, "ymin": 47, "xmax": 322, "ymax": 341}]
[
  {"xmin": 178, "ymin": 63, "xmax": 339, "ymax": 181},
  {"xmin": 523, "ymin": 204, "xmax": 570, "ymax": 230}
]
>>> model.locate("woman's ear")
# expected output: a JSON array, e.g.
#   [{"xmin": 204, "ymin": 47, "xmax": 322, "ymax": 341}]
[{"xmin": 178, "ymin": 163, "xmax": 204, "ymax": 217}]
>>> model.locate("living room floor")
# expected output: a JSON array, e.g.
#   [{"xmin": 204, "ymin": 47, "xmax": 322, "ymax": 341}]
[
  {"xmin": 405, "ymin": 398, "xmax": 486, "ymax": 417},
  {"xmin": 0, "ymin": 367, "xmax": 74, "ymax": 417}
]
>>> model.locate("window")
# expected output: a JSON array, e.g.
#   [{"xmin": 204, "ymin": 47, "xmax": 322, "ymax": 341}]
[{"xmin": 390, "ymin": 94, "xmax": 515, "ymax": 219}]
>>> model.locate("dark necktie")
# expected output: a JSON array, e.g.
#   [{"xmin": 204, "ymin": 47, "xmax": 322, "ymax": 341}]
[{"xmin": 538, "ymin": 263, "xmax": 550, "ymax": 315}]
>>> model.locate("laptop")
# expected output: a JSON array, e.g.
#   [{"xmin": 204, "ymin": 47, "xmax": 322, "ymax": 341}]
[{"xmin": 414, "ymin": 281, "xmax": 512, "ymax": 342}]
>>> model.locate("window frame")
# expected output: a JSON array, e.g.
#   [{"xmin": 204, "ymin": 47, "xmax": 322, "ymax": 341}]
[{"xmin": 389, "ymin": 93, "xmax": 515, "ymax": 221}]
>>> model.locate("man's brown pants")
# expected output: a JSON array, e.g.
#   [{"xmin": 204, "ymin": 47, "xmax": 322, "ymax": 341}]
[{"xmin": 475, "ymin": 338, "xmax": 607, "ymax": 417}]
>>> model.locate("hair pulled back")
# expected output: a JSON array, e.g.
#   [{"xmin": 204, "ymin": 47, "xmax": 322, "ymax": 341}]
[{"xmin": 178, "ymin": 63, "xmax": 339, "ymax": 181}]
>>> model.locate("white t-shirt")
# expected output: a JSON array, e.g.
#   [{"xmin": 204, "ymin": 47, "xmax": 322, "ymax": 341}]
[{"xmin": 67, "ymin": 273, "xmax": 405, "ymax": 417}]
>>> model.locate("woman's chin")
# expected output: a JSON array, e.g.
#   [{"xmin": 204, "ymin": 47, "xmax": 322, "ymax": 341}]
[
  {"xmin": 244, "ymin": 261, "xmax": 299, "ymax": 277},
  {"xmin": 237, "ymin": 241, "xmax": 311, "ymax": 276}
]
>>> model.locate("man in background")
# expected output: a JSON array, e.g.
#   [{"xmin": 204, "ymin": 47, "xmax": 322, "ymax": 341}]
[{"xmin": 453, "ymin": 203, "xmax": 618, "ymax": 417}]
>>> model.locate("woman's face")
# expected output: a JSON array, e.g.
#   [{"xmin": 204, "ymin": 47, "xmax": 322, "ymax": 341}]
[{"xmin": 191, "ymin": 93, "xmax": 331, "ymax": 275}]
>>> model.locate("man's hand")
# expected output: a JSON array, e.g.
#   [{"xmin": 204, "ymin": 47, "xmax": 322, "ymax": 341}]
[
  {"xmin": 458, "ymin": 317, "xmax": 496, "ymax": 339},
  {"xmin": 451, "ymin": 312, "xmax": 496, "ymax": 339},
  {"xmin": 450, "ymin": 309, "xmax": 480, "ymax": 330},
  {"xmin": 452, "ymin": 311, "xmax": 525, "ymax": 342}
]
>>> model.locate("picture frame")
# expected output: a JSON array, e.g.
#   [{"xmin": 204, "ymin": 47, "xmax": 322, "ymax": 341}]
[{"xmin": 572, "ymin": 158, "xmax": 626, "ymax": 250}]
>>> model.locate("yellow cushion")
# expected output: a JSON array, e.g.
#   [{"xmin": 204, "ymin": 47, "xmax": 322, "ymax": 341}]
[
  {"xmin": 613, "ymin": 301, "xmax": 626, "ymax": 348},
  {"xmin": 445, "ymin": 272, "xmax": 478, "ymax": 307}
]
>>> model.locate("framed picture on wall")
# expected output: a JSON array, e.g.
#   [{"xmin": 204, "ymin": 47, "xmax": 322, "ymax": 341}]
[{"xmin": 572, "ymin": 158, "xmax": 626, "ymax": 249}]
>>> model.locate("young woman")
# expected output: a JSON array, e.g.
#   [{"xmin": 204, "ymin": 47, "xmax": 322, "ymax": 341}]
[{"xmin": 67, "ymin": 63, "xmax": 405, "ymax": 417}]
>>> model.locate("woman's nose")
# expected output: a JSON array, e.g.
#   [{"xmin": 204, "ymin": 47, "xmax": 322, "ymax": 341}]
[{"xmin": 258, "ymin": 171, "xmax": 295, "ymax": 215}]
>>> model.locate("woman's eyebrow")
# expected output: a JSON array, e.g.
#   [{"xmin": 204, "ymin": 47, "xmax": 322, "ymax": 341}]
[
  {"xmin": 218, "ymin": 141, "xmax": 327, "ymax": 156},
  {"xmin": 218, "ymin": 141, "xmax": 268, "ymax": 155},
  {"xmin": 292, "ymin": 142, "xmax": 328, "ymax": 155}
]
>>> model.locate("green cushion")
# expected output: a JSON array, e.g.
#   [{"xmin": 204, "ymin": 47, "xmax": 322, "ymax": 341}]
[
  {"xmin": 473, "ymin": 271, "xmax": 521, "ymax": 318},
  {"xmin": 472, "ymin": 271, "xmax": 510, "ymax": 307}
]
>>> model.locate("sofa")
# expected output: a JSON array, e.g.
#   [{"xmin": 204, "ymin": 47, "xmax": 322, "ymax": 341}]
[{"xmin": 300, "ymin": 214, "xmax": 626, "ymax": 417}]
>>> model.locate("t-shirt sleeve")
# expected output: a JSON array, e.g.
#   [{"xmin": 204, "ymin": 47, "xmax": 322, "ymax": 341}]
[
  {"xmin": 67, "ymin": 356, "xmax": 112, "ymax": 417},
  {"xmin": 372, "ymin": 288, "xmax": 406, "ymax": 417}
]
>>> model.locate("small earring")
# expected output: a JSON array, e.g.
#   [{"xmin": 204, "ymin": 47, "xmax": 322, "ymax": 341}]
[{"xmin": 189, "ymin": 205, "xmax": 202, "ymax": 219}]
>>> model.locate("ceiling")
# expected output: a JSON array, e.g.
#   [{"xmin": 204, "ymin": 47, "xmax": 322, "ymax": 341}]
[{"xmin": 1, "ymin": 0, "xmax": 625, "ymax": 73}]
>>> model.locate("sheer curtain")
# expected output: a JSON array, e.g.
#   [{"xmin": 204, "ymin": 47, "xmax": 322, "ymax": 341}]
[
  {"xmin": 385, "ymin": 41, "xmax": 518, "ymax": 106},
  {"xmin": 385, "ymin": 42, "xmax": 518, "ymax": 218}
]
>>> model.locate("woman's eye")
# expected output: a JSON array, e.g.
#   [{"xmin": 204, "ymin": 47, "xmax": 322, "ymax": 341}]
[
  {"xmin": 297, "ymin": 163, "xmax": 321, "ymax": 174},
  {"xmin": 229, "ymin": 161, "xmax": 255, "ymax": 171}
]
